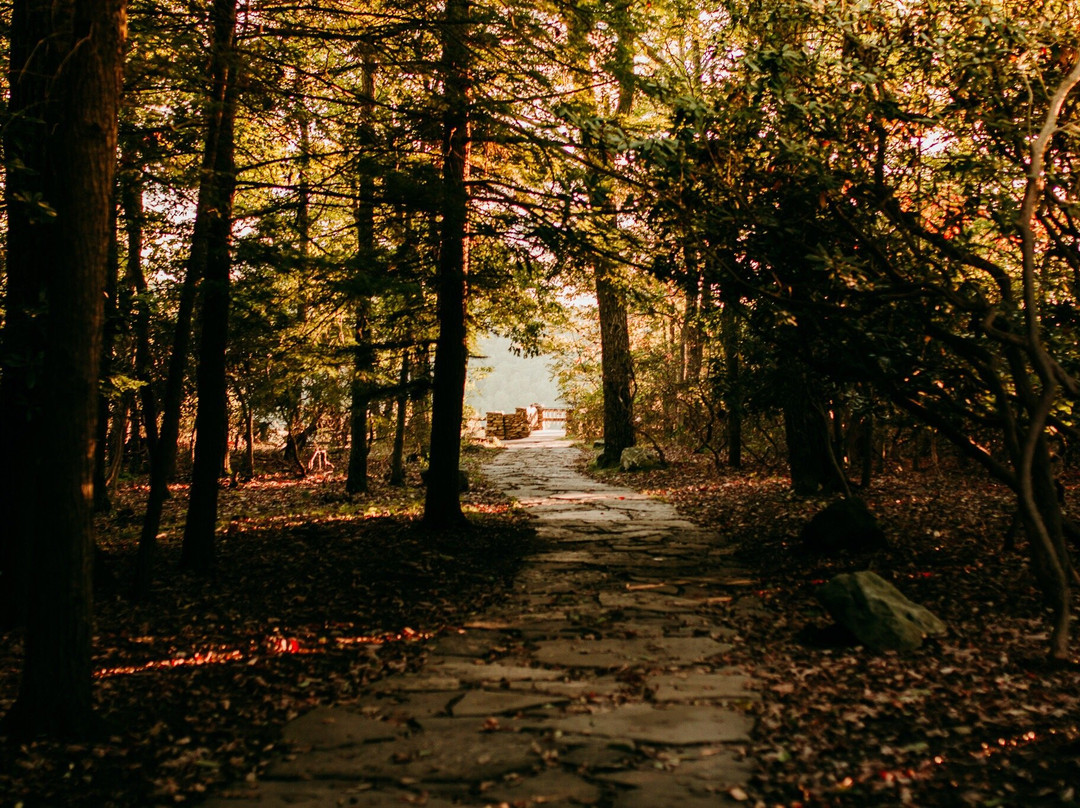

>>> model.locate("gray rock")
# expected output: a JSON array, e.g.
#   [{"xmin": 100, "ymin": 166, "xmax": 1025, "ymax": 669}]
[
  {"xmin": 816, "ymin": 570, "xmax": 946, "ymax": 652},
  {"xmin": 800, "ymin": 497, "xmax": 887, "ymax": 555},
  {"xmin": 619, "ymin": 447, "xmax": 662, "ymax": 472}
]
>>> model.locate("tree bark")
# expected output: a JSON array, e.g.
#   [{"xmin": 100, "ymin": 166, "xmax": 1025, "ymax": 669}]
[
  {"xmin": 347, "ymin": 57, "xmax": 378, "ymax": 495},
  {"xmin": 721, "ymin": 302, "xmax": 742, "ymax": 470},
  {"xmin": 595, "ymin": 266, "xmax": 635, "ymax": 468},
  {"xmin": 0, "ymin": 0, "xmax": 124, "ymax": 737},
  {"xmin": 423, "ymin": 0, "xmax": 472, "ymax": 528},
  {"xmin": 347, "ymin": 299, "xmax": 374, "ymax": 494},
  {"xmin": 180, "ymin": 0, "xmax": 240, "ymax": 574},
  {"xmin": 120, "ymin": 159, "xmax": 159, "ymax": 458},
  {"xmin": 784, "ymin": 389, "xmax": 846, "ymax": 496},
  {"xmin": 389, "ymin": 349, "xmax": 410, "ymax": 486},
  {"xmin": 93, "ymin": 213, "xmax": 120, "ymax": 513}
]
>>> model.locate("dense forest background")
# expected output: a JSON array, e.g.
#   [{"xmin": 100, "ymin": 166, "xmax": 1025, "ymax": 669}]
[{"xmin": 1, "ymin": 0, "xmax": 1079, "ymax": 787}]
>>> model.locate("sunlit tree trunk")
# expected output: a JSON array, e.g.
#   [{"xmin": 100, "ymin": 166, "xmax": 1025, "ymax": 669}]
[
  {"xmin": 181, "ymin": 0, "xmax": 240, "ymax": 573},
  {"xmin": 0, "ymin": 0, "xmax": 124, "ymax": 737},
  {"xmin": 423, "ymin": 0, "xmax": 472, "ymax": 528}
]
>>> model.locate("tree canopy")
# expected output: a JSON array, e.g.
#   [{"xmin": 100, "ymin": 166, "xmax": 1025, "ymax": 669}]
[{"xmin": 2, "ymin": 0, "xmax": 1080, "ymax": 745}]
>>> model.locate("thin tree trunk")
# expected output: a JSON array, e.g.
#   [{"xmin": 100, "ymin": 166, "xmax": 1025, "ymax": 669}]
[
  {"xmin": 93, "ymin": 201, "xmax": 122, "ymax": 513},
  {"xmin": 0, "ymin": 0, "xmax": 124, "ymax": 738},
  {"xmin": 347, "ymin": 56, "xmax": 378, "ymax": 495},
  {"xmin": 721, "ymin": 302, "xmax": 742, "ymax": 470},
  {"xmin": 120, "ymin": 166, "xmax": 159, "ymax": 457},
  {"xmin": 423, "ymin": 0, "xmax": 472, "ymax": 528},
  {"xmin": 180, "ymin": 0, "xmax": 240, "ymax": 574},
  {"xmin": 347, "ymin": 299, "xmax": 374, "ymax": 494},
  {"xmin": 241, "ymin": 395, "xmax": 255, "ymax": 478},
  {"xmin": 389, "ymin": 349, "xmax": 410, "ymax": 486}
]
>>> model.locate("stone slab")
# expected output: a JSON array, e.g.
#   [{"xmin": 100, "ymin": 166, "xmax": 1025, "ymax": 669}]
[
  {"xmin": 598, "ymin": 592, "xmax": 700, "ymax": 613},
  {"xmin": 531, "ymin": 637, "xmax": 731, "ymax": 669},
  {"xmin": 558, "ymin": 741, "xmax": 636, "ymax": 771},
  {"xmin": 356, "ymin": 692, "xmax": 459, "ymax": 720},
  {"xmin": 481, "ymin": 768, "xmax": 603, "ymax": 806},
  {"xmin": 426, "ymin": 630, "xmax": 515, "ymax": 658},
  {"xmin": 540, "ymin": 703, "xmax": 753, "ymax": 745},
  {"xmin": 451, "ymin": 689, "xmax": 569, "ymax": 717},
  {"xmin": 504, "ymin": 677, "xmax": 626, "ymax": 700},
  {"xmin": 201, "ymin": 782, "xmax": 461, "ymax": 808},
  {"xmin": 648, "ymin": 671, "xmax": 757, "ymax": 702},
  {"xmin": 612, "ymin": 780, "xmax": 738, "ymax": 808},
  {"xmin": 267, "ymin": 727, "xmax": 541, "ymax": 782},
  {"xmin": 427, "ymin": 660, "xmax": 563, "ymax": 683},
  {"xmin": 282, "ymin": 707, "xmax": 399, "ymax": 749}
]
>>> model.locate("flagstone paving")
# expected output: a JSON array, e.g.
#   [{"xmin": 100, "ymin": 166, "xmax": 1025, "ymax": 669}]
[{"xmin": 206, "ymin": 431, "xmax": 756, "ymax": 807}]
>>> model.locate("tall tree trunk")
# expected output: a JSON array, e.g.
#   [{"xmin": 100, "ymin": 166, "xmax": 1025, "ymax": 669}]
[
  {"xmin": 347, "ymin": 299, "xmax": 374, "ymax": 494},
  {"xmin": 423, "ymin": 0, "xmax": 472, "ymax": 528},
  {"xmin": 347, "ymin": 57, "xmax": 378, "ymax": 495},
  {"xmin": 121, "ymin": 160, "xmax": 159, "ymax": 457},
  {"xmin": 93, "ymin": 213, "xmax": 120, "ymax": 513},
  {"xmin": 784, "ymin": 388, "xmax": 846, "ymax": 496},
  {"xmin": 0, "ymin": 0, "xmax": 124, "ymax": 737},
  {"xmin": 567, "ymin": 4, "xmax": 637, "ymax": 469},
  {"xmin": 595, "ymin": 266, "xmax": 635, "ymax": 468},
  {"xmin": 180, "ymin": 0, "xmax": 240, "ymax": 574},
  {"xmin": 389, "ymin": 349, "xmax": 410, "ymax": 486},
  {"xmin": 721, "ymin": 302, "xmax": 742, "ymax": 469}
]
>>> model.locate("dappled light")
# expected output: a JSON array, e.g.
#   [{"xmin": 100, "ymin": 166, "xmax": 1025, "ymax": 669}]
[{"xmin": 4, "ymin": 0, "xmax": 1080, "ymax": 806}]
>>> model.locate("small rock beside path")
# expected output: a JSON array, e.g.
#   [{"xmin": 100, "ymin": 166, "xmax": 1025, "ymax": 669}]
[{"xmin": 205, "ymin": 431, "xmax": 757, "ymax": 807}]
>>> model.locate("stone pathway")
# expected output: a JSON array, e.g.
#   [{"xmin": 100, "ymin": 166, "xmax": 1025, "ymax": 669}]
[{"xmin": 206, "ymin": 432, "xmax": 757, "ymax": 807}]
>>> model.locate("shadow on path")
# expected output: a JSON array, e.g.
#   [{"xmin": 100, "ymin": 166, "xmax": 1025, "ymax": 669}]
[{"xmin": 206, "ymin": 432, "xmax": 756, "ymax": 807}]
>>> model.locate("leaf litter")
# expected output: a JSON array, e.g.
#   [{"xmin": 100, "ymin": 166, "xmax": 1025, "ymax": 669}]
[
  {"xmin": 590, "ymin": 449, "xmax": 1080, "ymax": 808},
  {"xmin": 0, "ymin": 451, "xmax": 536, "ymax": 807}
]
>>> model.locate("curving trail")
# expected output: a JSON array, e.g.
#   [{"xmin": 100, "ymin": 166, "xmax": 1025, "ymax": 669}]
[{"xmin": 207, "ymin": 431, "xmax": 757, "ymax": 807}]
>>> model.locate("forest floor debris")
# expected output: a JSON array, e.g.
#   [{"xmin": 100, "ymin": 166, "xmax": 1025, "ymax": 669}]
[
  {"xmin": 590, "ymin": 448, "xmax": 1080, "ymax": 808},
  {"xmin": 0, "ymin": 450, "xmax": 535, "ymax": 808}
]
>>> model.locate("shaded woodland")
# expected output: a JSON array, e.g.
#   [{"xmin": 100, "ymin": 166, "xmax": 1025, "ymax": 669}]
[{"xmin": 1, "ymin": 0, "xmax": 1080, "ymax": 804}]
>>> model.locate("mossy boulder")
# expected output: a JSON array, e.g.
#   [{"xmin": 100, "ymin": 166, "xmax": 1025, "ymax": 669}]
[
  {"xmin": 619, "ymin": 447, "xmax": 662, "ymax": 472},
  {"xmin": 816, "ymin": 571, "xmax": 946, "ymax": 652}
]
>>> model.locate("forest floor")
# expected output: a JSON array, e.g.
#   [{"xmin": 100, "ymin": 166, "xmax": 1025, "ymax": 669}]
[
  {"xmin": 2, "ymin": 444, "xmax": 1079, "ymax": 807},
  {"xmin": 586, "ymin": 448, "xmax": 1080, "ymax": 807},
  {"xmin": 0, "ymin": 446, "xmax": 536, "ymax": 808}
]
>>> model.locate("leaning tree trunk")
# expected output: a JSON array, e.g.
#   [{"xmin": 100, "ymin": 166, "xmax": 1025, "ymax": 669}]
[
  {"xmin": 423, "ymin": 0, "xmax": 472, "ymax": 529},
  {"xmin": 180, "ymin": 0, "xmax": 240, "ymax": 574},
  {"xmin": 0, "ymin": 0, "xmax": 124, "ymax": 738}
]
